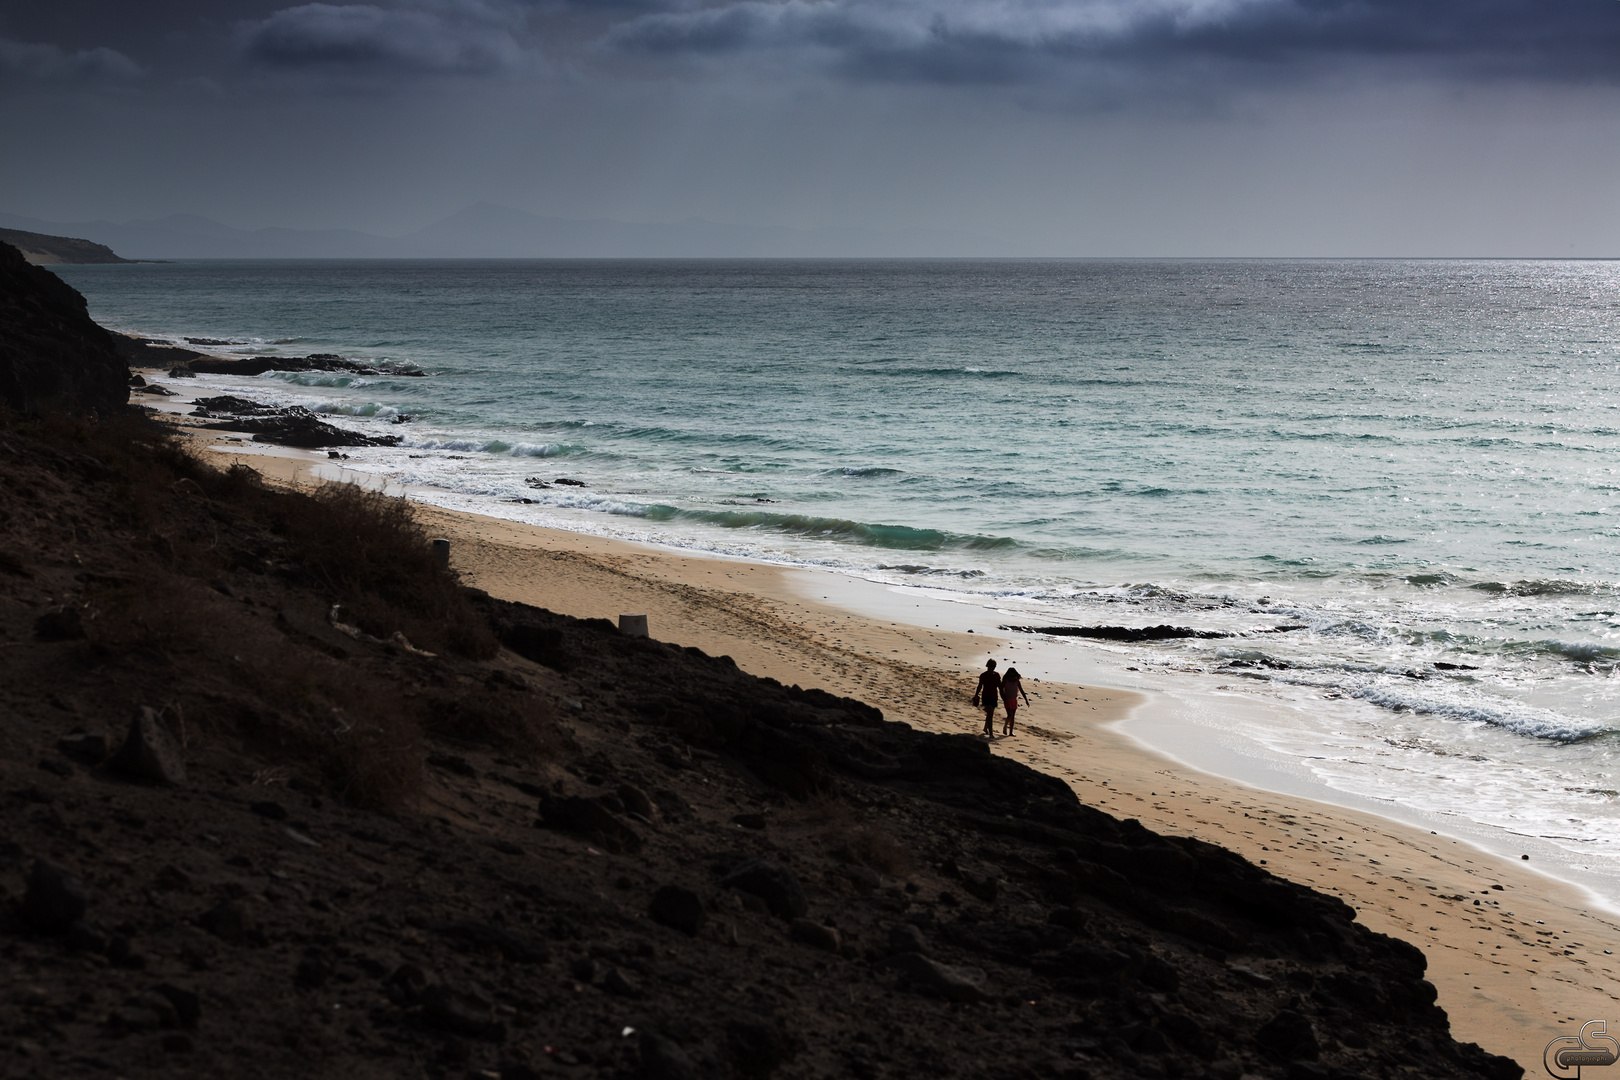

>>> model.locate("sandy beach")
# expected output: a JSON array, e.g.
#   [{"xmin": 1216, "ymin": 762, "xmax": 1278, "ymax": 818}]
[{"xmin": 195, "ymin": 437, "xmax": 1620, "ymax": 1072}]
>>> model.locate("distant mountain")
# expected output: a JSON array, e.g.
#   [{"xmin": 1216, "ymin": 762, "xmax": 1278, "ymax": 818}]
[
  {"xmin": 0, "ymin": 227, "xmax": 133, "ymax": 265},
  {"xmin": 0, "ymin": 205, "xmax": 1006, "ymax": 260}
]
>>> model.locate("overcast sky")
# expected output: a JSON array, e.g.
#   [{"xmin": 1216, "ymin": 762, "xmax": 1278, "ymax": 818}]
[{"xmin": 4, "ymin": 0, "xmax": 1620, "ymax": 255}]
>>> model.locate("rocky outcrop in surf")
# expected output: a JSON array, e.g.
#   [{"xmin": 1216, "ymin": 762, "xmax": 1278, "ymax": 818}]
[
  {"xmin": 190, "ymin": 397, "xmax": 403, "ymax": 448},
  {"xmin": 1001, "ymin": 624, "xmax": 1308, "ymax": 642},
  {"xmin": 178, "ymin": 354, "xmax": 424, "ymax": 378}
]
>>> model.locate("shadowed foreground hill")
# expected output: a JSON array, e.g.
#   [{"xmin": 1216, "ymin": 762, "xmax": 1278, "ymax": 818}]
[{"xmin": 0, "ymin": 411, "xmax": 1524, "ymax": 1080}]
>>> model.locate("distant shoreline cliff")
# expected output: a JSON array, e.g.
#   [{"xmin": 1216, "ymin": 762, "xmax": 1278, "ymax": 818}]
[{"xmin": 0, "ymin": 227, "xmax": 133, "ymax": 265}]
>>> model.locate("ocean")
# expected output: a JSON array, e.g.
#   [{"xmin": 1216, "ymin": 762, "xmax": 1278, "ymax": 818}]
[{"xmin": 55, "ymin": 257, "xmax": 1620, "ymax": 896}]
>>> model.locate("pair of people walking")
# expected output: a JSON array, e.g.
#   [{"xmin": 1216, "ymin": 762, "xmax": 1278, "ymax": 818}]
[{"xmin": 971, "ymin": 659, "xmax": 1029, "ymax": 738}]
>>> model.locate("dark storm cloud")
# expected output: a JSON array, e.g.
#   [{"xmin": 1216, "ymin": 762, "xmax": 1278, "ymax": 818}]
[
  {"xmin": 600, "ymin": 0, "xmax": 1620, "ymax": 86},
  {"xmin": 0, "ymin": 37, "xmax": 143, "ymax": 83},
  {"xmin": 239, "ymin": 1, "xmax": 526, "ymax": 73}
]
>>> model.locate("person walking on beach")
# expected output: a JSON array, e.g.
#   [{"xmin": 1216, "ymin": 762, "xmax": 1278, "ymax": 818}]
[
  {"xmin": 972, "ymin": 660, "xmax": 1001, "ymax": 737},
  {"xmin": 1000, "ymin": 666, "xmax": 1030, "ymax": 736}
]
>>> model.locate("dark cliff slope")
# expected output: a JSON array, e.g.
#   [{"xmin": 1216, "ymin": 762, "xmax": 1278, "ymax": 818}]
[
  {"xmin": 0, "ymin": 241, "xmax": 129, "ymax": 415},
  {"xmin": 0, "ymin": 227, "xmax": 133, "ymax": 265},
  {"xmin": 0, "ymin": 414, "xmax": 1523, "ymax": 1080}
]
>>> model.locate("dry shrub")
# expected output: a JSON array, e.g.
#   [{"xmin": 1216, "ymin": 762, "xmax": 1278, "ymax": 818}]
[
  {"xmin": 85, "ymin": 576, "xmax": 219, "ymax": 662},
  {"xmin": 422, "ymin": 689, "xmax": 562, "ymax": 762},
  {"xmin": 233, "ymin": 643, "xmax": 425, "ymax": 810},
  {"xmin": 828, "ymin": 821, "xmax": 914, "ymax": 878},
  {"xmin": 274, "ymin": 482, "xmax": 498, "ymax": 660}
]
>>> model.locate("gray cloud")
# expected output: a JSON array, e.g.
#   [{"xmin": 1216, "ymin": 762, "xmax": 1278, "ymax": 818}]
[
  {"xmin": 600, "ymin": 0, "xmax": 1620, "ymax": 87},
  {"xmin": 0, "ymin": 37, "xmax": 144, "ymax": 83},
  {"xmin": 240, "ymin": 1, "xmax": 526, "ymax": 73}
]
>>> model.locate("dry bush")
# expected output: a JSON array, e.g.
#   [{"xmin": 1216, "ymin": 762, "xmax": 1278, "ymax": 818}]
[
  {"xmin": 827, "ymin": 821, "xmax": 914, "ymax": 878},
  {"xmin": 272, "ymin": 482, "xmax": 498, "ymax": 660},
  {"xmin": 231, "ymin": 642, "xmax": 425, "ymax": 810}
]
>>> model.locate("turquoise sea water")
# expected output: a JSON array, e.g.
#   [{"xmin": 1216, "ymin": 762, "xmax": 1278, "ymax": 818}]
[{"xmin": 56, "ymin": 258, "xmax": 1620, "ymax": 887}]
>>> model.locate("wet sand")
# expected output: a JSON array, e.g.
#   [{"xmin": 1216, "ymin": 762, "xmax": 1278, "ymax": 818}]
[{"xmin": 199, "ymin": 440, "xmax": 1620, "ymax": 1071}]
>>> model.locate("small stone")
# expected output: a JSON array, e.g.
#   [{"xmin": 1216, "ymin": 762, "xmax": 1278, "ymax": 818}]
[
  {"xmin": 537, "ymin": 795, "xmax": 641, "ymax": 854},
  {"xmin": 421, "ymin": 983, "xmax": 501, "ymax": 1038},
  {"xmin": 731, "ymin": 812, "xmax": 768, "ymax": 830},
  {"xmin": 250, "ymin": 800, "xmax": 288, "ymax": 821},
  {"xmin": 37, "ymin": 758, "xmax": 72, "ymax": 777},
  {"xmin": 33, "ymin": 606, "xmax": 85, "ymax": 641},
  {"xmin": 639, "ymin": 1030, "xmax": 698, "ymax": 1080},
  {"xmin": 604, "ymin": 967, "xmax": 642, "ymax": 998},
  {"xmin": 790, "ymin": 919, "xmax": 841, "ymax": 954},
  {"xmin": 21, "ymin": 859, "xmax": 87, "ymax": 933},
  {"xmin": 617, "ymin": 784, "xmax": 655, "ymax": 818},
  {"xmin": 197, "ymin": 899, "xmax": 255, "ymax": 944},
  {"xmin": 838, "ymin": 864, "xmax": 880, "ymax": 894},
  {"xmin": 727, "ymin": 1016, "xmax": 792, "ymax": 1079},
  {"xmin": 1257, "ymin": 1009, "xmax": 1320, "ymax": 1061},
  {"xmin": 649, "ymin": 885, "xmax": 706, "ymax": 936},
  {"xmin": 296, "ymin": 952, "xmax": 331, "ymax": 988},
  {"xmin": 887, "ymin": 923, "xmax": 930, "ymax": 956},
  {"xmin": 109, "ymin": 1007, "xmax": 164, "ymax": 1032},
  {"xmin": 877, "ymin": 952, "xmax": 988, "ymax": 1003},
  {"xmin": 1047, "ymin": 907, "xmax": 1090, "ymax": 931},
  {"xmin": 57, "ymin": 732, "xmax": 109, "ymax": 763},
  {"xmin": 155, "ymin": 984, "xmax": 201, "ymax": 1029},
  {"xmin": 721, "ymin": 860, "xmax": 807, "ymax": 921},
  {"xmin": 109, "ymin": 707, "xmax": 186, "ymax": 785}
]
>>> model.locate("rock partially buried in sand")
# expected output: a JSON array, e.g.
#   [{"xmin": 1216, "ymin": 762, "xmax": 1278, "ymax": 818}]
[
  {"xmin": 21, "ymin": 859, "xmax": 88, "ymax": 933},
  {"xmin": 109, "ymin": 707, "xmax": 186, "ymax": 785}
]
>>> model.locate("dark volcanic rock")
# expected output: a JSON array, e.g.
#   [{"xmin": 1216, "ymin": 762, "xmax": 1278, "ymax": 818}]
[
  {"xmin": 108, "ymin": 706, "xmax": 187, "ymax": 785},
  {"xmin": 721, "ymin": 860, "xmax": 807, "ymax": 920},
  {"xmin": 420, "ymin": 983, "xmax": 502, "ymax": 1039},
  {"xmin": 0, "ymin": 241, "xmax": 128, "ymax": 415},
  {"xmin": 21, "ymin": 859, "xmax": 88, "ymax": 933},
  {"xmin": 112, "ymin": 336, "xmax": 204, "ymax": 367},
  {"xmin": 197, "ymin": 899, "xmax": 256, "ymax": 944},
  {"xmin": 789, "ymin": 918, "xmax": 840, "ymax": 953},
  {"xmin": 1001, "ymin": 623, "xmax": 1231, "ymax": 641},
  {"xmin": 1257, "ymin": 1008, "xmax": 1321, "ymax": 1061},
  {"xmin": 33, "ymin": 605, "xmax": 85, "ymax": 641},
  {"xmin": 877, "ymin": 951, "xmax": 988, "ymax": 1003},
  {"xmin": 190, "ymin": 394, "xmax": 280, "ymax": 417},
  {"xmin": 639, "ymin": 1030, "xmax": 698, "ymax": 1080},
  {"xmin": 649, "ymin": 884, "xmax": 706, "ymax": 936},
  {"xmin": 183, "ymin": 355, "xmax": 423, "ymax": 378},
  {"xmin": 538, "ymin": 795, "xmax": 642, "ymax": 854},
  {"xmin": 200, "ymin": 406, "xmax": 403, "ymax": 449}
]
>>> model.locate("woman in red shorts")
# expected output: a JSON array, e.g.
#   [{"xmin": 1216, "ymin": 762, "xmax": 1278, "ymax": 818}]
[{"xmin": 1000, "ymin": 666, "xmax": 1030, "ymax": 736}]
